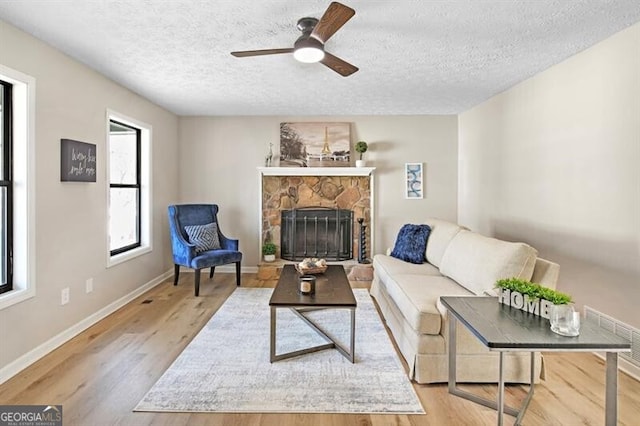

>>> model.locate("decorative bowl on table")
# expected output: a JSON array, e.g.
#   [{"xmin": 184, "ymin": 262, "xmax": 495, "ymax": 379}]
[{"xmin": 295, "ymin": 258, "xmax": 328, "ymax": 275}]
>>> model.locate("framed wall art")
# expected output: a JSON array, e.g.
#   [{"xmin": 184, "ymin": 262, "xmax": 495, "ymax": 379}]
[
  {"xmin": 60, "ymin": 139, "xmax": 97, "ymax": 182},
  {"xmin": 405, "ymin": 163, "xmax": 423, "ymax": 199},
  {"xmin": 280, "ymin": 122, "xmax": 350, "ymax": 167}
]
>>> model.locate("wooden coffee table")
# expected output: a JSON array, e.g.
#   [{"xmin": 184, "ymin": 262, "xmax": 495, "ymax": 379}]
[{"xmin": 269, "ymin": 264, "xmax": 357, "ymax": 363}]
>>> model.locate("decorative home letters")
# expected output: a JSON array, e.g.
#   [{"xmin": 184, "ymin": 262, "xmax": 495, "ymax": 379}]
[{"xmin": 498, "ymin": 288, "xmax": 551, "ymax": 319}]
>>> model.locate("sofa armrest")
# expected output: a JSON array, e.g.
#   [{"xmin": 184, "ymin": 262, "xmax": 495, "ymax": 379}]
[{"xmin": 531, "ymin": 257, "xmax": 560, "ymax": 289}]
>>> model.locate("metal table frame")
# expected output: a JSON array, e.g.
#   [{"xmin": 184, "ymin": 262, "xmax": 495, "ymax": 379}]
[
  {"xmin": 445, "ymin": 304, "xmax": 628, "ymax": 426},
  {"xmin": 270, "ymin": 305, "xmax": 356, "ymax": 363}
]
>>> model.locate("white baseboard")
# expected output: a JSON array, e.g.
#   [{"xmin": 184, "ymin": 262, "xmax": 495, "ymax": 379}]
[
  {"xmin": 592, "ymin": 352, "xmax": 640, "ymax": 383},
  {"xmin": 0, "ymin": 269, "xmax": 173, "ymax": 385}
]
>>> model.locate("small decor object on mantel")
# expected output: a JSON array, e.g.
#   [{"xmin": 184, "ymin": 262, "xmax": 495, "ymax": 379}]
[
  {"xmin": 265, "ymin": 142, "xmax": 274, "ymax": 167},
  {"xmin": 295, "ymin": 258, "xmax": 328, "ymax": 275},
  {"xmin": 355, "ymin": 140, "xmax": 368, "ymax": 167},
  {"xmin": 262, "ymin": 242, "xmax": 277, "ymax": 262},
  {"xmin": 495, "ymin": 278, "xmax": 579, "ymax": 336}
]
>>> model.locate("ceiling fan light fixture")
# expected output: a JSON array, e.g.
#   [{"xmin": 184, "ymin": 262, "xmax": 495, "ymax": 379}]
[
  {"xmin": 294, "ymin": 46, "xmax": 325, "ymax": 63},
  {"xmin": 293, "ymin": 36, "xmax": 325, "ymax": 63}
]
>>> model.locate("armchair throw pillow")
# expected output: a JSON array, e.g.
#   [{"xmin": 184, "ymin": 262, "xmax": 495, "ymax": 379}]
[
  {"xmin": 184, "ymin": 222, "xmax": 221, "ymax": 253},
  {"xmin": 390, "ymin": 224, "xmax": 431, "ymax": 264}
]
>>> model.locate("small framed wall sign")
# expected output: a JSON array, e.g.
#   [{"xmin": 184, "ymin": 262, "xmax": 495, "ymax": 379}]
[
  {"xmin": 405, "ymin": 163, "xmax": 424, "ymax": 199},
  {"xmin": 61, "ymin": 139, "xmax": 97, "ymax": 182}
]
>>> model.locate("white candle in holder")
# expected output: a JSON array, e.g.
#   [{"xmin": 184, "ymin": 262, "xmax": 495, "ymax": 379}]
[{"xmin": 299, "ymin": 275, "xmax": 316, "ymax": 294}]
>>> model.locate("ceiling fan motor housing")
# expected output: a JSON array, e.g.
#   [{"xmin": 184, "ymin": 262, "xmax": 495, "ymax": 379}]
[{"xmin": 296, "ymin": 17, "xmax": 319, "ymax": 34}]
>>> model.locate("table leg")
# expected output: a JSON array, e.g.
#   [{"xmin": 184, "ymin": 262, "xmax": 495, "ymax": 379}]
[
  {"xmin": 448, "ymin": 312, "xmax": 457, "ymax": 393},
  {"xmin": 270, "ymin": 306, "xmax": 276, "ymax": 363},
  {"xmin": 447, "ymin": 311, "xmax": 522, "ymax": 421},
  {"xmin": 350, "ymin": 307, "xmax": 356, "ymax": 363},
  {"xmin": 497, "ymin": 352, "xmax": 504, "ymax": 426},
  {"xmin": 605, "ymin": 352, "xmax": 618, "ymax": 426}
]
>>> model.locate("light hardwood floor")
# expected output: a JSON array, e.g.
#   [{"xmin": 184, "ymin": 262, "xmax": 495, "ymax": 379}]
[{"xmin": 0, "ymin": 272, "xmax": 638, "ymax": 425}]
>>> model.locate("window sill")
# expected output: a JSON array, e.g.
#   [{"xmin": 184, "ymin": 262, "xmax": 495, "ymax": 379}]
[
  {"xmin": 0, "ymin": 287, "xmax": 35, "ymax": 311},
  {"xmin": 107, "ymin": 245, "xmax": 152, "ymax": 268}
]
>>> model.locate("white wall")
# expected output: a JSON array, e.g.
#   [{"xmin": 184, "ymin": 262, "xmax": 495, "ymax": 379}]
[
  {"xmin": 179, "ymin": 115, "xmax": 458, "ymax": 265},
  {"xmin": 0, "ymin": 21, "xmax": 179, "ymax": 370},
  {"xmin": 459, "ymin": 22, "xmax": 640, "ymax": 328}
]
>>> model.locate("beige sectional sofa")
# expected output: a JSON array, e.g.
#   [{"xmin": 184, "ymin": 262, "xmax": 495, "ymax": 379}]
[{"xmin": 370, "ymin": 218, "xmax": 560, "ymax": 384}]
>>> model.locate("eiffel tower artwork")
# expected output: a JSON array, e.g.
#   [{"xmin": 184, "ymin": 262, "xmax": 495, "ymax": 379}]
[
  {"xmin": 279, "ymin": 122, "xmax": 351, "ymax": 167},
  {"xmin": 321, "ymin": 126, "xmax": 332, "ymax": 156}
]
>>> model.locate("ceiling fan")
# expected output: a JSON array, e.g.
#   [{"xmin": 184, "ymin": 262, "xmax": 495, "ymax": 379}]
[{"xmin": 231, "ymin": 2, "xmax": 358, "ymax": 77}]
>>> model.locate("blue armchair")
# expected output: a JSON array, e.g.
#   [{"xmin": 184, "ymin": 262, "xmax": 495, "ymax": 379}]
[{"xmin": 168, "ymin": 204, "xmax": 242, "ymax": 296}]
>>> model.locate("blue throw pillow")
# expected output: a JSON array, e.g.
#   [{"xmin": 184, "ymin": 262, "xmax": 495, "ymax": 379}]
[
  {"xmin": 390, "ymin": 224, "xmax": 431, "ymax": 264},
  {"xmin": 184, "ymin": 222, "xmax": 221, "ymax": 253}
]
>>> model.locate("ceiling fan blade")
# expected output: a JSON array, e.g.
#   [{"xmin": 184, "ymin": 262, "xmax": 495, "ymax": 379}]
[
  {"xmin": 231, "ymin": 48, "xmax": 293, "ymax": 57},
  {"xmin": 320, "ymin": 52, "xmax": 358, "ymax": 77},
  {"xmin": 311, "ymin": 2, "xmax": 355, "ymax": 44}
]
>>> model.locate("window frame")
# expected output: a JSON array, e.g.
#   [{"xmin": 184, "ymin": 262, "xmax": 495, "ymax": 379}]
[
  {"xmin": 0, "ymin": 64, "xmax": 36, "ymax": 311},
  {"xmin": 0, "ymin": 80, "xmax": 13, "ymax": 295},
  {"xmin": 106, "ymin": 109, "xmax": 152, "ymax": 267},
  {"xmin": 108, "ymin": 119, "xmax": 142, "ymax": 256}
]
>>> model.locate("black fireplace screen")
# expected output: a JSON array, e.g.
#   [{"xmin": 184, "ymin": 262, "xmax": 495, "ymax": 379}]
[{"xmin": 280, "ymin": 207, "xmax": 353, "ymax": 261}]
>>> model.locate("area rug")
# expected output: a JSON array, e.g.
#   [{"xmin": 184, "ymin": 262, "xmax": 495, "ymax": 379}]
[{"xmin": 135, "ymin": 288, "xmax": 424, "ymax": 414}]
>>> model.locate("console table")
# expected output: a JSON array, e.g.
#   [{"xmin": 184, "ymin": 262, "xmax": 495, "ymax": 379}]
[{"xmin": 440, "ymin": 296, "xmax": 631, "ymax": 426}]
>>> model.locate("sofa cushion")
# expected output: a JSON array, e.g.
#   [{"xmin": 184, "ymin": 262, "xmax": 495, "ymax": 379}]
[
  {"xmin": 373, "ymin": 253, "xmax": 442, "ymax": 278},
  {"xmin": 382, "ymin": 272, "xmax": 473, "ymax": 335},
  {"xmin": 390, "ymin": 224, "xmax": 431, "ymax": 264},
  {"xmin": 440, "ymin": 230, "xmax": 538, "ymax": 295},
  {"xmin": 424, "ymin": 218, "xmax": 464, "ymax": 268}
]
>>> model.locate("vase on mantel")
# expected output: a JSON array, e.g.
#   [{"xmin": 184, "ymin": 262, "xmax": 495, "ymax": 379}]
[{"xmin": 355, "ymin": 160, "xmax": 366, "ymax": 168}]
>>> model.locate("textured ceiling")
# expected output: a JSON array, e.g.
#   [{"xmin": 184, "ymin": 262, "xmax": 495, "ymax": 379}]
[{"xmin": 1, "ymin": 0, "xmax": 639, "ymax": 116}]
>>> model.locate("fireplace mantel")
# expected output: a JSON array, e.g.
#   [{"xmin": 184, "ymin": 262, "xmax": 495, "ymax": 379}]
[{"xmin": 257, "ymin": 167, "xmax": 375, "ymax": 177}]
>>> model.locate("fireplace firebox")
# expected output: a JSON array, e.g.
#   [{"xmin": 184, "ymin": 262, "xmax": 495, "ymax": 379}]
[{"xmin": 280, "ymin": 207, "xmax": 353, "ymax": 261}]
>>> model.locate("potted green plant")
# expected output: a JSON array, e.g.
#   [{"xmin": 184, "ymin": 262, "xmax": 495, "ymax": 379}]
[
  {"xmin": 495, "ymin": 278, "xmax": 572, "ymax": 306},
  {"xmin": 262, "ymin": 242, "xmax": 277, "ymax": 262},
  {"xmin": 354, "ymin": 141, "xmax": 368, "ymax": 167},
  {"xmin": 495, "ymin": 277, "xmax": 578, "ymax": 335}
]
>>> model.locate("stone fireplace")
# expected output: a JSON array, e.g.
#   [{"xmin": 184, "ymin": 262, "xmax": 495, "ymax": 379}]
[{"xmin": 259, "ymin": 167, "xmax": 375, "ymax": 262}]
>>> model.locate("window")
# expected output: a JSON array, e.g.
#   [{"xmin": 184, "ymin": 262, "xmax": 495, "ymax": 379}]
[
  {"xmin": 106, "ymin": 110, "xmax": 151, "ymax": 266},
  {"xmin": 109, "ymin": 120, "xmax": 141, "ymax": 255},
  {"xmin": 0, "ymin": 64, "xmax": 35, "ymax": 310},
  {"xmin": 0, "ymin": 80, "xmax": 12, "ymax": 295}
]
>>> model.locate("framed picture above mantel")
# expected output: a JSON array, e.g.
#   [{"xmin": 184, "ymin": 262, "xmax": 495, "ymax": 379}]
[{"xmin": 280, "ymin": 122, "xmax": 351, "ymax": 167}]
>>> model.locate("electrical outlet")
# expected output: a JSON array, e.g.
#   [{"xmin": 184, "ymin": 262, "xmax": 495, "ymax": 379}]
[
  {"xmin": 86, "ymin": 278, "xmax": 93, "ymax": 294},
  {"xmin": 61, "ymin": 287, "xmax": 70, "ymax": 305}
]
